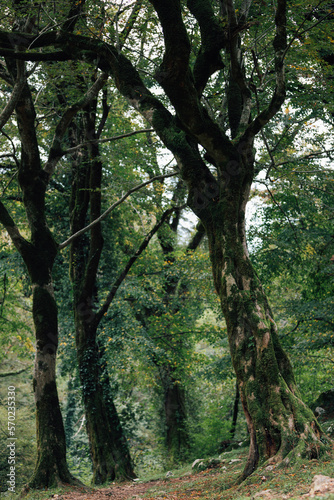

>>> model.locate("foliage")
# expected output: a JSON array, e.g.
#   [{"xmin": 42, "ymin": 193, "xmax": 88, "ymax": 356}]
[{"xmin": 249, "ymin": 160, "xmax": 334, "ymax": 404}]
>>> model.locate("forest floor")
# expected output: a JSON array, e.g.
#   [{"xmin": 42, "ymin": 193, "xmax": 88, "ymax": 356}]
[{"xmin": 19, "ymin": 447, "xmax": 334, "ymax": 500}]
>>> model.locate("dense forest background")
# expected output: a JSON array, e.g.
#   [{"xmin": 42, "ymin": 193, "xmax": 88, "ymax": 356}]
[{"xmin": 0, "ymin": 0, "xmax": 333, "ymax": 496}]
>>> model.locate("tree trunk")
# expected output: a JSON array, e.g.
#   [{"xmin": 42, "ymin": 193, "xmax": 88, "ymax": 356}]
[
  {"xmin": 68, "ymin": 104, "xmax": 135, "ymax": 483},
  {"xmin": 160, "ymin": 366, "xmax": 189, "ymax": 463},
  {"xmin": 7, "ymin": 78, "xmax": 77, "ymax": 489},
  {"xmin": 75, "ymin": 313, "xmax": 135, "ymax": 483},
  {"xmin": 230, "ymin": 383, "xmax": 240, "ymax": 441},
  {"xmin": 29, "ymin": 278, "xmax": 76, "ymax": 488},
  {"xmin": 195, "ymin": 173, "xmax": 327, "ymax": 480}
]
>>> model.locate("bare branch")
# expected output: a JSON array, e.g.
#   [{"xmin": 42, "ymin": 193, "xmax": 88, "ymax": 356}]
[
  {"xmin": 0, "ymin": 365, "xmax": 32, "ymax": 378},
  {"xmin": 63, "ymin": 128, "xmax": 154, "ymax": 156},
  {"xmin": 59, "ymin": 172, "xmax": 177, "ymax": 249},
  {"xmin": 94, "ymin": 204, "xmax": 185, "ymax": 327}
]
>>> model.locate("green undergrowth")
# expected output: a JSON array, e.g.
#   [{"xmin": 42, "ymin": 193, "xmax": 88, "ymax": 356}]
[{"xmin": 141, "ymin": 448, "xmax": 334, "ymax": 500}]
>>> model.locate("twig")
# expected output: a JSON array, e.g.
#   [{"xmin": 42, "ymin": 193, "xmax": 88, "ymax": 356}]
[
  {"xmin": 59, "ymin": 172, "xmax": 177, "ymax": 249},
  {"xmin": 63, "ymin": 128, "xmax": 154, "ymax": 155}
]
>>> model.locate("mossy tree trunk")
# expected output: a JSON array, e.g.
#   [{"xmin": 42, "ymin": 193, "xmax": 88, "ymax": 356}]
[
  {"xmin": 160, "ymin": 366, "xmax": 189, "ymax": 463},
  {"xmin": 194, "ymin": 169, "xmax": 325, "ymax": 478},
  {"xmin": 68, "ymin": 99, "xmax": 135, "ymax": 483},
  {"xmin": 30, "ymin": 267, "xmax": 73, "ymax": 488},
  {"xmin": 0, "ymin": 80, "xmax": 76, "ymax": 488},
  {"xmin": 230, "ymin": 383, "xmax": 240, "ymax": 441}
]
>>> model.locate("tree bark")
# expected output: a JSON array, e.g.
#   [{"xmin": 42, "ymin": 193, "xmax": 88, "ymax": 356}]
[
  {"xmin": 0, "ymin": 80, "xmax": 77, "ymax": 488},
  {"xmin": 190, "ymin": 168, "xmax": 326, "ymax": 479},
  {"xmin": 30, "ymin": 277, "xmax": 75, "ymax": 488},
  {"xmin": 68, "ymin": 103, "xmax": 135, "ymax": 483},
  {"xmin": 230, "ymin": 383, "xmax": 240, "ymax": 441},
  {"xmin": 160, "ymin": 366, "xmax": 189, "ymax": 463},
  {"xmin": 74, "ymin": 314, "xmax": 135, "ymax": 483}
]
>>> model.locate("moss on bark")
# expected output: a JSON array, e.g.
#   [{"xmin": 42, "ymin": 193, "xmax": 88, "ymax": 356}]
[
  {"xmin": 194, "ymin": 174, "xmax": 330, "ymax": 481},
  {"xmin": 27, "ymin": 284, "xmax": 77, "ymax": 489},
  {"xmin": 76, "ymin": 330, "xmax": 135, "ymax": 483}
]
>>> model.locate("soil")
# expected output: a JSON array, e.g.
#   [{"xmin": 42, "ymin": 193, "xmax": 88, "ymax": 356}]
[{"xmin": 47, "ymin": 473, "xmax": 205, "ymax": 500}]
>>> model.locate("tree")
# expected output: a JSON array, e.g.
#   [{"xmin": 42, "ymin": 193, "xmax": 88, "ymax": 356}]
[
  {"xmin": 0, "ymin": 79, "xmax": 78, "ymax": 488},
  {"xmin": 87, "ymin": 0, "xmax": 328, "ymax": 477},
  {"xmin": 0, "ymin": 0, "xmax": 332, "ymax": 483},
  {"xmin": 0, "ymin": 0, "xmax": 122, "ymax": 488},
  {"xmin": 66, "ymin": 94, "xmax": 136, "ymax": 483}
]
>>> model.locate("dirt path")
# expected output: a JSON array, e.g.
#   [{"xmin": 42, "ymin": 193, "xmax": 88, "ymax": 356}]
[{"xmin": 48, "ymin": 473, "xmax": 205, "ymax": 500}]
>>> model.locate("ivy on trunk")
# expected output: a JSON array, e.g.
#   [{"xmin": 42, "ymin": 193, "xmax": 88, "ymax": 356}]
[{"xmin": 68, "ymin": 100, "xmax": 135, "ymax": 483}]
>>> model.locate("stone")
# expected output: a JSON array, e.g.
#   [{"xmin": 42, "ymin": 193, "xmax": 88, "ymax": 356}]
[
  {"xmin": 253, "ymin": 489, "xmax": 273, "ymax": 498},
  {"xmin": 311, "ymin": 389, "xmax": 334, "ymax": 421},
  {"xmin": 192, "ymin": 459, "xmax": 204, "ymax": 469},
  {"xmin": 309, "ymin": 474, "xmax": 334, "ymax": 497}
]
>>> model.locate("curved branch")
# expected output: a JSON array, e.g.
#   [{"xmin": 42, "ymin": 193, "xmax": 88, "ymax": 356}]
[
  {"xmin": 0, "ymin": 59, "xmax": 26, "ymax": 131},
  {"xmin": 59, "ymin": 172, "xmax": 177, "ymax": 249},
  {"xmin": 94, "ymin": 204, "xmax": 185, "ymax": 327}
]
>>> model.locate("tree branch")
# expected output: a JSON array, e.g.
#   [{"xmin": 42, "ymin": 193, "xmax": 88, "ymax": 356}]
[
  {"xmin": 0, "ymin": 365, "xmax": 32, "ymax": 378},
  {"xmin": 62, "ymin": 0, "xmax": 87, "ymax": 33},
  {"xmin": 119, "ymin": 0, "xmax": 143, "ymax": 49},
  {"xmin": 241, "ymin": 0, "xmax": 287, "ymax": 143},
  {"xmin": 43, "ymin": 72, "xmax": 108, "ymax": 178},
  {"xmin": 0, "ymin": 201, "xmax": 31, "ymax": 255},
  {"xmin": 94, "ymin": 205, "xmax": 184, "ymax": 327},
  {"xmin": 59, "ymin": 172, "xmax": 177, "ymax": 249},
  {"xmin": 0, "ymin": 59, "xmax": 26, "ymax": 131},
  {"xmin": 186, "ymin": 0, "xmax": 226, "ymax": 95},
  {"xmin": 63, "ymin": 128, "xmax": 154, "ymax": 156},
  {"xmin": 187, "ymin": 221, "xmax": 205, "ymax": 251}
]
